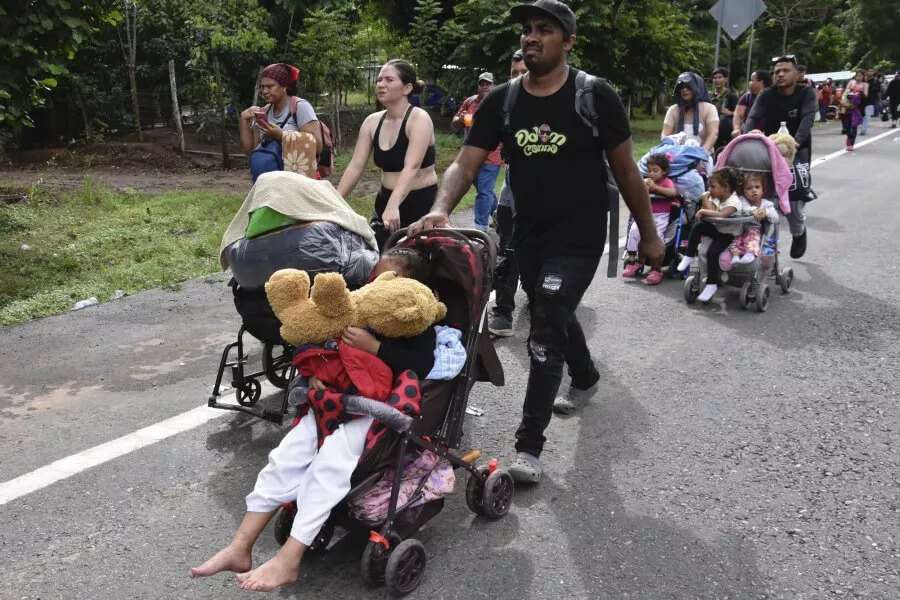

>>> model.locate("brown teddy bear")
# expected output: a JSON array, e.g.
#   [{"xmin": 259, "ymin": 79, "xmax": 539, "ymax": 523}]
[{"xmin": 265, "ymin": 269, "xmax": 447, "ymax": 346}]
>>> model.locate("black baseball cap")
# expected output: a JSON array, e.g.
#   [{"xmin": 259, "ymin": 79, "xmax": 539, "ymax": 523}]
[{"xmin": 511, "ymin": 0, "xmax": 576, "ymax": 36}]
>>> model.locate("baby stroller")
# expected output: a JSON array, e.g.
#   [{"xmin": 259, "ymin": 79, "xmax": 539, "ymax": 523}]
[
  {"xmin": 270, "ymin": 228, "xmax": 508, "ymax": 596},
  {"xmin": 683, "ymin": 134, "xmax": 795, "ymax": 311}
]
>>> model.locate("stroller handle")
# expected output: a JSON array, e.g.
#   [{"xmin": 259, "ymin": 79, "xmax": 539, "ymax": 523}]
[
  {"xmin": 289, "ymin": 383, "xmax": 415, "ymax": 433},
  {"xmin": 701, "ymin": 215, "xmax": 759, "ymax": 226},
  {"xmin": 384, "ymin": 227, "xmax": 493, "ymax": 252}
]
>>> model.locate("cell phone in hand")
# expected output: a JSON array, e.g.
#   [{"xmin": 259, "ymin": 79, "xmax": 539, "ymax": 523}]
[{"xmin": 253, "ymin": 110, "xmax": 270, "ymax": 130}]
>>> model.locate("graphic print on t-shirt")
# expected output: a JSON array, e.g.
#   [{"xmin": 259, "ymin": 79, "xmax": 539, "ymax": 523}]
[{"xmin": 515, "ymin": 124, "xmax": 568, "ymax": 156}]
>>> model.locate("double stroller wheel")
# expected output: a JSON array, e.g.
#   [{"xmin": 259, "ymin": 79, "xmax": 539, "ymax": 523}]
[
  {"xmin": 739, "ymin": 281, "xmax": 770, "ymax": 312},
  {"xmin": 683, "ymin": 275, "xmax": 700, "ymax": 303},
  {"xmin": 361, "ymin": 536, "xmax": 427, "ymax": 596},
  {"xmin": 777, "ymin": 268, "xmax": 794, "ymax": 294}
]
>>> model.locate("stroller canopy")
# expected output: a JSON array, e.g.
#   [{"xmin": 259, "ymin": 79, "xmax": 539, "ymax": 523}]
[{"xmin": 715, "ymin": 133, "xmax": 794, "ymax": 214}]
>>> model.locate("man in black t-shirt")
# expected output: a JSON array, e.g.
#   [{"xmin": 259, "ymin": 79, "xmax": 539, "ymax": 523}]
[
  {"xmin": 409, "ymin": 0, "xmax": 663, "ymax": 484},
  {"xmin": 744, "ymin": 55, "xmax": 817, "ymax": 259}
]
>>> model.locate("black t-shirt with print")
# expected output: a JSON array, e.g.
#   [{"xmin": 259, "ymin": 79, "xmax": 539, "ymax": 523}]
[{"xmin": 465, "ymin": 68, "xmax": 631, "ymax": 257}]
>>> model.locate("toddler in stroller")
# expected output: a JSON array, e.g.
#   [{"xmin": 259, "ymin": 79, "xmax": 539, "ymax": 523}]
[
  {"xmin": 622, "ymin": 153, "xmax": 679, "ymax": 285},
  {"xmin": 193, "ymin": 229, "xmax": 509, "ymax": 595},
  {"xmin": 720, "ymin": 172, "xmax": 779, "ymax": 270},
  {"xmin": 676, "ymin": 168, "xmax": 743, "ymax": 302}
]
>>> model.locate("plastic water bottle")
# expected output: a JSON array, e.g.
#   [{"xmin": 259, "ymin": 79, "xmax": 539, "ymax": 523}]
[{"xmin": 777, "ymin": 121, "xmax": 789, "ymax": 135}]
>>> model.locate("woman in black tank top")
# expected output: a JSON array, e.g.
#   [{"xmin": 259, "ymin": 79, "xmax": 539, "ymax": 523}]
[{"xmin": 338, "ymin": 60, "xmax": 438, "ymax": 249}]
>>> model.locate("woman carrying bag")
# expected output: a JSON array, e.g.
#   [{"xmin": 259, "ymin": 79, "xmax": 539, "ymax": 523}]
[{"xmin": 240, "ymin": 63, "xmax": 323, "ymax": 181}]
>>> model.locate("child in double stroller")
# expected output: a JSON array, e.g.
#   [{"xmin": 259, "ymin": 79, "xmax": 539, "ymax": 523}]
[{"xmin": 680, "ymin": 133, "xmax": 796, "ymax": 310}]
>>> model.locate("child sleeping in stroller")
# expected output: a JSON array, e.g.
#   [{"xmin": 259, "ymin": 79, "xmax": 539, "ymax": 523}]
[
  {"xmin": 190, "ymin": 248, "xmax": 443, "ymax": 592},
  {"xmin": 720, "ymin": 172, "xmax": 780, "ymax": 271}
]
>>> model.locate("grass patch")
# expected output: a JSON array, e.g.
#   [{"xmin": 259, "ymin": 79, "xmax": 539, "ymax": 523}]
[
  {"xmin": 0, "ymin": 179, "xmax": 243, "ymax": 326},
  {"xmin": 1, "ymin": 120, "xmax": 660, "ymax": 326}
]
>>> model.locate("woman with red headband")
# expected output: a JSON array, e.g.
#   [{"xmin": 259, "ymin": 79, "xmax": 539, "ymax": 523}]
[{"xmin": 239, "ymin": 63, "xmax": 323, "ymax": 159}]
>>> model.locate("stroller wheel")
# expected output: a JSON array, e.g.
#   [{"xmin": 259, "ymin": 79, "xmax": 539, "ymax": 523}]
[
  {"xmin": 361, "ymin": 539, "xmax": 390, "ymax": 586},
  {"xmin": 481, "ymin": 469, "xmax": 514, "ymax": 519},
  {"xmin": 465, "ymin": 465, "xmax": 490, "ymax": 516},
  {"xmin": 307, "ymin": 523, "xmax": 334, "ymax": 555},
  {"xmin": 779, "ymin": 268, "xmax": 794, "ymax": 294},
  {"xmin": 668, "ymin": 256, "xmax": 680, "ymax": 279},
  {"xmin": 683, "ymin": 276, "xmax": 699, "ymax": 304},
  {"xmin": 739, "ymin": 282, "xmax": 753, "ymax": 310},
  {"xmin": 236, "ymin": 378, "xmax": 262, "ymax": 407},
  {"xmin": 755, "ymin": 284, "xmax": 771, "ymax": 313},
  {"xmin": 262, "ymin": 343, "xmax": 292, "ymax": 389},
  {"xmin": 384, "ymin": 539, "xmax": 427, "ymax": 596},
  {"xmin": 272, "ymin": 505, "xmax": 295, "ymax": 546}
]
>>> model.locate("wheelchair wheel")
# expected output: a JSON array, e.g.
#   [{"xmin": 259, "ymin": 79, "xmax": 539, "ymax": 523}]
[
  {"xmin": 236, "ymin": 378, "xmax": 261, "ymax": 407},
  {"xmin": 262, "ymin": 343, "xmax": 292, "ymax": 390},
  {"xmin": 384, "ymin": 539, "xmax": 427, "ymax": 596}
]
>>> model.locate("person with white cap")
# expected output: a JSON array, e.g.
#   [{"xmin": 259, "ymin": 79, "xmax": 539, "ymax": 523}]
[
  {"xmin": 452, "ymin": 71, "xmax": 503, "ymax": 231},
  {"xmin": 411, "ymin": 0, "xmax": 663, "ymax": 484}
]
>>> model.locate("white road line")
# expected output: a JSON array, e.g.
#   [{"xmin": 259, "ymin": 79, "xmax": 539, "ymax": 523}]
[
  {"xmin": 0, "ymin": 383, "xmax": 275, "ymax": 506},
  {"xmin": 811, "ymin": 127, "xmax": 896, "ymax": 168},
  {"xmin": 3, "ymin": 128, "xmax": 894, "ymax": 506}
]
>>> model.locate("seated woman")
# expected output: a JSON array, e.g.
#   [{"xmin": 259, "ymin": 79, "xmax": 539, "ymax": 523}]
[{"xmin": 189, "ymin": 248, "xmax": 438, "ymax": 592}]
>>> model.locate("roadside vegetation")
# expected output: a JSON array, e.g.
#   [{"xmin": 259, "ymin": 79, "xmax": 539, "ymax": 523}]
[{"xmin": 0, "ymin": 127, "xmax": 660, "ymax": 326}]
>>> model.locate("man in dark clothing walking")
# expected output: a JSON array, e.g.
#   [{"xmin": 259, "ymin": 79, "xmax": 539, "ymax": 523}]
[
  {"xmin": 744, "ymin": 55, "xmax": 817, "ymax": 259},
  {"xmin": 887, "ymin": 72, "xmax": 900, "ymax": 128},
  {"xmin": 409, "ymin": 0, "xmax": 663, "ymax": 484},
  {"xmin": 710, "ymin": 67, "xmax": 738, "ymax": 152}
]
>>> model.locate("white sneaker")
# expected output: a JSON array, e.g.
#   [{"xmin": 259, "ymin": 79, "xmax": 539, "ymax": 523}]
[
  {"xmin": 677, "ymin": 256, "xmax": 695, "ymax": 272},
  {"xmin": 698, "ymin": 284, "xmax": 718, "ymax": 302},
  {"xmin": 736, "ymin": 253, "xmax": 756, "ymax": 265}
]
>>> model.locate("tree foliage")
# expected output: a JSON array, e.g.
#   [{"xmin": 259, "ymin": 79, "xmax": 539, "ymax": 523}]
[{"xmin": 0, "ymin": 0, "xmax": 121, "ymax": 145}]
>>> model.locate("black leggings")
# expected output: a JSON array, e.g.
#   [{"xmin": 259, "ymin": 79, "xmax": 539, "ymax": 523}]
[
  {"xmin": 843, "ymin": 110, "xmax": 858, "ymax": 146},
  {"xmin": 685, "ymin": 221, "xmax": 734, "ymax": 283},
  {"xmin": 373, "ymin": 184, "xmax": 437, "ymax": 249}
]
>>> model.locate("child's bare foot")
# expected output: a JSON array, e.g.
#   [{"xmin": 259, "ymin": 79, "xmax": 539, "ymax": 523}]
[
  {"xmin": 189, "ymin": 543, "xmax": 252, "ymax": 578},
  {"xmin": 234, "ymin": 552, "xmax": 300, "ymax": 592}
]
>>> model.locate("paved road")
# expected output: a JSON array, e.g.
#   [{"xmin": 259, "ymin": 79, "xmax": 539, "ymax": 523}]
[{"xmin": 1, "ymin": 122, "xmax": 898, "ymax": 600}]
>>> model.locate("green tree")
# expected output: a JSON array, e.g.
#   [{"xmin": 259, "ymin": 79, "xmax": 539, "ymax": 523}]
[
  {"xmin": 408, "ymin": 0, "xmax": 463, "ymax": 84},
  {"xmin": 0, "ymin": 0, "xmax": 121, "ymax": 146}
]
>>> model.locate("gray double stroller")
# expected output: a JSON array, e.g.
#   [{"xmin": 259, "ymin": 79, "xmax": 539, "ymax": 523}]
[{"xmin": 683, "ymin": 135, "xmax": 795, "ymax": 312}]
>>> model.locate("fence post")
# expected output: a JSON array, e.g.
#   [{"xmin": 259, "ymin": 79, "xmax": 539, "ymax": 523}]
[
  {"xmin": 168, "ymin": 59, "xmax": 185, "ymax": 154},
  {"xmin": 212, "ymin": 55, "xmax": 231, "ymax": 169},
  {"xmin": 253, "ymin": 66, "xmax": 264, "ymax": 106}
]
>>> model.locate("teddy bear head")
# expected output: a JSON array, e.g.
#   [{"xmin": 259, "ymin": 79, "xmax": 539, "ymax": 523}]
[{"xmin": 264, "ymin": 269, "xmax": 446, "ymax": 346}]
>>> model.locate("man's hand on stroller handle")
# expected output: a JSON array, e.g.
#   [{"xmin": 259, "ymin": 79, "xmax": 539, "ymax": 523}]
[{"xmin": 408, "ymin": 211, "xmax": 451, "ymax": 236}]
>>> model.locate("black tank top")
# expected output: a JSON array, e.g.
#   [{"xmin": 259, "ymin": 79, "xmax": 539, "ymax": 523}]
[{"xmin": 373, "ymin": 106, "xmax": 436, "ymax": 172}]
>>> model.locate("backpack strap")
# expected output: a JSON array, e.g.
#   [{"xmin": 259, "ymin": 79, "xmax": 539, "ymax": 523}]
[
  {"xmin": 574, "ymin": 69, "xmax": 621, "ymax": 277},
  {"xmin": 501, "ymin": 76, "xmax": 522, "ymax": 138}
]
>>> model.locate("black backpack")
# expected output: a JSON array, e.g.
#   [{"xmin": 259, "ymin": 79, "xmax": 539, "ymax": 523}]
[{"xmin": 500, "ymin": 69, "xmax": 622, "ymax": 276}]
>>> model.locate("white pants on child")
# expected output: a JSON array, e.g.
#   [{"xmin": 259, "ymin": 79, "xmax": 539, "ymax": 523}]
[
  {"xmin": 245, "ymin": 413, "xmax": 374, "ymax": 545},
  {"xmin": 626, "ymin": 212, "xmax": 670, "ymax": 253}
]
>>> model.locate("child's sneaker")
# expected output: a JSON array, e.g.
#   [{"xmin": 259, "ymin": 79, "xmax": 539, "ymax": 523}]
[
  {"xmin": 644, "ymin": 270, "xmax": 663, "ymax": 285},
  {"xmin": 622, "ymin": 262, "xmax": 642, "ymax": 278}
]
